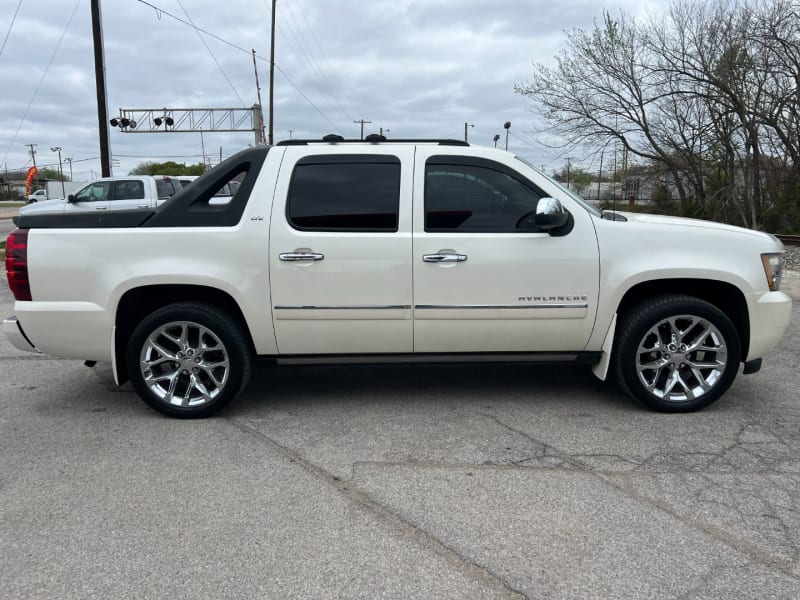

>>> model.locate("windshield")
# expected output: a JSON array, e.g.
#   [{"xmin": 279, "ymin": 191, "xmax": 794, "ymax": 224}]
[{"xmin": 514, "ymin": 155, "xmax": 602, "ymax": 217}]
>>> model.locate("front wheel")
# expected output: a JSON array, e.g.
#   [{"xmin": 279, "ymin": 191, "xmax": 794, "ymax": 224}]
[
  {"xmin": 613, "ymin": 295, "xmax": 741, "ymax": 412},
  {"xmin": 126, "ymin": 303, "xmax": 252, "ymax": 418}
]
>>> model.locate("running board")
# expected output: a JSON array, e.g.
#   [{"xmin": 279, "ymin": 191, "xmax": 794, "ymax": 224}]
[{"xmin": 274, "ymin": 352, "xmax": 601, "ymax": 366}]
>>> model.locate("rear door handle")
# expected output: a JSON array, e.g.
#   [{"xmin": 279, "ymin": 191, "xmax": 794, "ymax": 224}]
[
  {"xmin": 423, "ymin": 253, "xmax": 467, "ymax": 263},
  {"xmin": 279, "ymin": 252, "xmax": 325, "ymax": 262}
]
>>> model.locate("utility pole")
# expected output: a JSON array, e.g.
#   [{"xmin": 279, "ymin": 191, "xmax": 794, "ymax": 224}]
[
  {"xmin": 251, "ymin": 49, "xmax": 266, "ymax": 145},
  {"xmin": 27, "ymin": 143, "xmax": 37, "ymax": 187},
  {"xmin": 26, "ymin": 144, "xmax": 37, "ymax": 168},
  {"xmin": 64, "ymin": 157, "xmax": 73, "ymax": 180},
  {"xmin": 464, "ymin": 122, "xmax": 474, "ymax": 142},
  {"xmin": 597, "ymin": 149, "xmax": 604, "ymax": 202},
  {"xmin": 200, "ymin": 129, "xmax": 206, "ymax": 171},
  {"xmin": 353, "ymin": 119, "xmax": 371, "ymax": 140},
  {"xmin": 566, "ymin": 157, "xmax": 572, "ymax": 189},
  {"xmin": 288, "ymin": 129, "xmax": 294, "ymax": 139},
  {"xmin": 91, "ymin": 0, "xmax": 111, "ymax": 177},
  {"xmin": 51, "ymin": 147, "xmax": 65, "ymax": 198},
  {"xmin": 268, "ymin": 0, "xmax": 276, "ymax": 145}
]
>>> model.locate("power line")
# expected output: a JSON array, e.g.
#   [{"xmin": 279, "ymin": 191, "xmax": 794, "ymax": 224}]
[
  {"xmin": 176, "ymin": 0, "xmax": 246, "ymax": 106},
  {"xmin": 135, "ymin": 0, "xmax": 341, "ymax": 131},
  {"xmin": 1, "ymin": 0, "xmax": 81, "ymax": 167},
  {"xmin": 292, "ymin": 0, "xmax": 360, "ymax": 116},
  {"xmin": 0, "ymin": 0, "xmax": 23, "ymax": 60},
  {"xmin": 275, "ymin": 0, "xmax": 352, "ymax": 122}
]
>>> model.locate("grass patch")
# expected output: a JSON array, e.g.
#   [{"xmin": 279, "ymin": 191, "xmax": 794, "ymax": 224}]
[{"xmin": 0, "ymin": 201, "xmax": 24, "ymax": 208}]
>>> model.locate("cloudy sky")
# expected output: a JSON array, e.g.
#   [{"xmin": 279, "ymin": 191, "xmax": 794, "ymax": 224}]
[{"xmin": 1, "ymin": 0, "xmax": 664, "ymax": 181}]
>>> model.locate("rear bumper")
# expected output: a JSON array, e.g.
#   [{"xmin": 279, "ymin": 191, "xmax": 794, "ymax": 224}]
[
  {"xmin": 2, "ymin": 316, "xmax": 39, "ymax": 353},
  {"xmin": 6, "ymin": 301, "xmax": 113, "ymax": 361},
  {"xmin": 745, "ymin": 290, "xmax": 793, "ymax": 361}
]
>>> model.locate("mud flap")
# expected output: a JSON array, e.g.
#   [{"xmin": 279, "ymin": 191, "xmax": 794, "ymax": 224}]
[{"xmin": 591, "ymin": 314, "xmax": 617, "ymax": 381}]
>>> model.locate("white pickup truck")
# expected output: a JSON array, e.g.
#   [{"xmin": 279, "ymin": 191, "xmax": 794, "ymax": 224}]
[
  {"xmin": 20, "ymin": 176, "xmax": 183, "ymax": 215},
  {"xmin": 3, "ymin": 138, "xmax": 792, "ymax": 418},
  {"xmin": 27, "ymin": 181, "xmax": 87, "ymax": 203}
]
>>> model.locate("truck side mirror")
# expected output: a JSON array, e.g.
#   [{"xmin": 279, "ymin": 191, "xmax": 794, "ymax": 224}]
[
  {"xmin": 534, "ymin": 197, "xmax": 569, "ymax": 230},
  {"xmin": 67, "ymin": 194, "xmax": 76, "ymax": 203}
]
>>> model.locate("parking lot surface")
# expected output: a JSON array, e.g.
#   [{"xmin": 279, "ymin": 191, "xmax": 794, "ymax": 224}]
[{"xmin": 1, "ymin": 281, "xmax": 798, "ymax": 599}]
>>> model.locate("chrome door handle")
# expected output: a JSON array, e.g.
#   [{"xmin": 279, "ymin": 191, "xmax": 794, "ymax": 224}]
[
  {"xmin": 279, "ymin": 252, "xmax": 325, "ymax": 262},
  {"xmin": 423, "ymin": 253, "xmax": 467, "ymax": 263},
  {"xmin": 137, "ymin": 204, "xmax": 149, "ymax": 208},
  {"xmin": 95, "ymin": 206, "xmax": 108, "ymax": 210}
]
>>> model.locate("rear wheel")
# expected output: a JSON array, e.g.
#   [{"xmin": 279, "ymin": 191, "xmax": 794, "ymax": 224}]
[
  {"xmin": 126, "ymin": 303, "xmax": 252, "ymax": 418},
  {"xmin": 614, "ymin": 295, "xmax": 741, "ymax": 412}
]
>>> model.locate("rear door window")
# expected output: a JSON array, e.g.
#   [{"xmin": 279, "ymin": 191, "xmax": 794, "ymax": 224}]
[
  {"xmin": 111, "ymin": 180, "xmax": 145, "ymax": 201},
  {"xmin": 287, "ymin": 155, "xmax": 401, "ymax": 231},
  {"xmin": 156, "ymin": 179, "xmax": 180, "ymax": 199}
]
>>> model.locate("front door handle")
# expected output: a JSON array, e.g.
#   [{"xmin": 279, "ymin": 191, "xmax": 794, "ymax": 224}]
[
  {"xmin": 279, "ymin": 252, "xmax": 325, "ymax": 262},
  {"xmin": 423, "ymin": 253, "xmax": 468, "ymax": 263},
  {"xmin": 95, "ymin": 206, "xmax": 108, "ymax": 210}
]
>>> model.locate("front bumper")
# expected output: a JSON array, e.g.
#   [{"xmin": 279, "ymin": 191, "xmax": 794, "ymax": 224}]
[
  {"xmin": 745, "ymin": 290, "xmax": 793, "ymax": 361},
  {"xmin": 2, "ymin": 316, "xmax": 39, "ymax": 353}
]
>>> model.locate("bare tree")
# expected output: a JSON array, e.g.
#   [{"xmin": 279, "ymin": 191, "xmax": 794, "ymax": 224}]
[{"xmin": 517, "ymin": 0, "xmax": 800, "ymax": 230}]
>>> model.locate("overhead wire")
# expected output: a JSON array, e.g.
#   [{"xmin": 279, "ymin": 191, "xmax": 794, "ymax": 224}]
[
  {"xmin": 1, "ymin": 0, "xmax": 81, "ymax": 167},
  {"xmin": 292, "ymin": 0, "xmax": 360, "ymax": 116},
  {"xmin": 176, "ymin": 0, "xmax": 247, "ymax": 107},
  {"xmin": 134, "ymin": 0, "xmax": 341, "ymax": 131},
  {"xmin": 276, "ymin": 0, "xmax": 352, "ymax": 122},
  {"xmin": 0, "ymin": 0, "xmax": 24, "ymax": 60}
]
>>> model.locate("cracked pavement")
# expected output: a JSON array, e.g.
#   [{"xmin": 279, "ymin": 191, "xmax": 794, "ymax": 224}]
[{"xmin": 1, "ymin": 282, "xmax": 798, "ymax": 598}]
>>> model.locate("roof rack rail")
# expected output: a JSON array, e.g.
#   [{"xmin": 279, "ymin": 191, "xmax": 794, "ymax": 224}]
[{"xmin": 276, "ymin": 137, "xmax": 470, "ymax": 147}]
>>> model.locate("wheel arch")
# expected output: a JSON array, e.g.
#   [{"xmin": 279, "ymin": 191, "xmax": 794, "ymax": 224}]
[
  {"xmin": 114, "ymin": 284, "xmax": 255, "ymax": 384},
  {"xmin": 615, "ymin": 278, "xmax": 750, "ymax": 359}
]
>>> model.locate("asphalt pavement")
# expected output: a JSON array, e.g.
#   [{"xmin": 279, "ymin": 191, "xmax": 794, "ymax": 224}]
[{"xmin": 1, "ymin": 276, "xmax": 799, "ymax": 598}]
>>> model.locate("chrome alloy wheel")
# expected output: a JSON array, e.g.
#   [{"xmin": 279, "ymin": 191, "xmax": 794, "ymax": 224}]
[
  {"xmin": 139, "ymin": 320, "xmax": 230, "ymax": 407},
  {"xmin": 635, "ymin": 314, "xmax": 728, "ymax": 403}
]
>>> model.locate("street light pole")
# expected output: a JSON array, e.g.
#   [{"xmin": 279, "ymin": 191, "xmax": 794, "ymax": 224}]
[
  {"xmin": 493, "ymin": 134, "xmax": 500, "ymax": 148},
  {"xmin": 64, "ymin": 157, "xmax": 73, "ymax": 180},
  {"xmin": 51, "ymin": 147, "xmax": 65, "ymax": 198},
  {"xmin": 503, "ymin": 121, "xmax": 511, "ymax": 151},
  {"xmin": 464, "ymin": 122, "xmax": 474, "ymax": 143}
]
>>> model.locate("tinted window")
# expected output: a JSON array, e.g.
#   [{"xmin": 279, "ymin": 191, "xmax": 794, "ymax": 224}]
[
  {"xmin": 425, "ymin": 163, "xmax": 543, "ymax": 232},
  {"xmin": 74, "ymin": 181, "xmax": 111, "ymax": 203},
  {"xmin": 156, "ymin": 179, "xmax": 180, "ymax": 199},
  {"xmin": 287, "ymin": 158, "xmax": 400, "ymax": 231},
  {"xmin": 112, "ymin": 180, "xmax": 145, "ymax": 200}
]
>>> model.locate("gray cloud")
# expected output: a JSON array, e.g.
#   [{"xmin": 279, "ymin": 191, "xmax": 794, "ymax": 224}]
[{"xmin": 1, "ymin": 0, "xmax": 663, "ymax": 179}]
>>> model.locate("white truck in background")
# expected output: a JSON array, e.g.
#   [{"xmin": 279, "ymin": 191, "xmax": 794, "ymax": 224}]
[
  {"xmin": 21, "ymin": 176, "xmax": 184, "ymax": 215},
  {"xmin": 27, "ymin": 180, "xmax": 87, "ymax": 203}
]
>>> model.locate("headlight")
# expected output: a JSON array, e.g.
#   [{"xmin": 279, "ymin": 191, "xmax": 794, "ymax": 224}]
[{"xmin": 761, "ymin": 253, "xmax": 783, "ymax": 291}]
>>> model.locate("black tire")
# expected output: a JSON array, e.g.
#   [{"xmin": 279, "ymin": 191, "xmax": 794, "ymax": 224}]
[
  {"xmin": 613, "ymin": 295, "xmax": 741, "ymax": 412},
  {"xmin": 126, "ymin": 302, "xmax": 252, "ymax": 418}
]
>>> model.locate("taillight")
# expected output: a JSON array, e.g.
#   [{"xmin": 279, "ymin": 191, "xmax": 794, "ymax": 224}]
[{"xmin": 5, "ymin": 229, "xmax": 32, "ymax": 301}]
